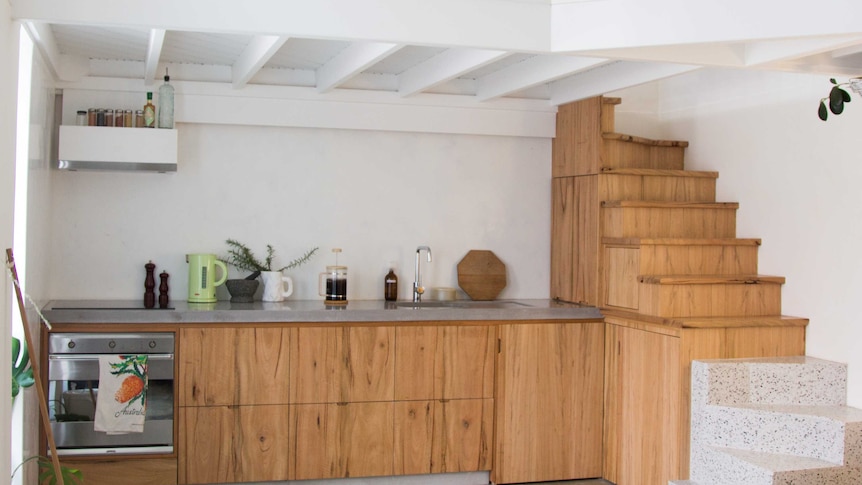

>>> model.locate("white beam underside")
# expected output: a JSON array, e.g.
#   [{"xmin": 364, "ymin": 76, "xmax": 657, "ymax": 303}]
[
  {"xmin": 476, "ymin": 56, "xmax": 610, "ymax": 101},
  {"xmin": 398, "ymin": 48, "xmax": 508, "ymax": 97},
  {"xmin": 24, "ymin": 21, "xmax": 62, "ymax": 80},
  {"xmin": 317, "ymin": 42, "xmax": 403, "ymax": 93},
  {"xmin": 144, "ymin": 28, "xmax": 165, "ymax": 86},
  {"xmin": 232, "ymin": 35, "xmax": 289, "ymax": 88},
  {"xmin": 11, "ymin": 0, "xmax": 551, "ymax": 52},
  {"xmin": 745, "ymin": 35, "xmax": 862, "ymax": 67},
  {"xmin": 549, "ymin": 61, "xmax": 700, "ymax": 105},
  {"xmin": 579, "ymin": 44, "xmax": 746, "ymax": 68},
  {"xmin": 552, "ymin": 0, "xmax": 862, "ymax": 52}
]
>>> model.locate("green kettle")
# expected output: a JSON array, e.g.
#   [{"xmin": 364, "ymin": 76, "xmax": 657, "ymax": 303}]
[{"xmin": 186, "ymin": 253, "xmax": 228, "ymax": 303}]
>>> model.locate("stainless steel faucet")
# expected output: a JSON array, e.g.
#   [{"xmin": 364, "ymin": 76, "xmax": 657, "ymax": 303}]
[{"xmin": 413, "ymin": 246, "xmax": 432, "ymax": 302}]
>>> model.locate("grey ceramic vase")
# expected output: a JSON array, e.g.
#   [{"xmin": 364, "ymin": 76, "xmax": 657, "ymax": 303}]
[{"xmin": 225, "ymin": 279, "xmax": 259, "ymax": 303}]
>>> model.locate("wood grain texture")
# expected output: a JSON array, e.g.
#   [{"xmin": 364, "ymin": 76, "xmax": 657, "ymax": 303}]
[
  {"xmin": 179, "ymin": 405, "xmax": 290, "ymax": 484},
  {"xmin": 599, "ymin": 170, "xmax": 716, "ymax": 203},
  {"xmin": 493, "ymin": 323, "xmax": 604, "ymax": 484},
  {"xmin": 433, "ymin": 398, "xmax": 493, "ymax": 473},
  {"xmin": 291, "ymin": 402, "xmax": 394, "ymax": 480},
  {"xmin": 60, "ymin": 458, "xmax": 177, "ymax": 485},
  {"xmin": 638, "ymin": 280, "xmax": 783, "ymax": 317},
  {"xmin": 457, "ymin": 250, "xmax": 507, "ymax": 301},
  {"xmin": 638, "ymin": 240, "xmax": 759, "ymax": 275},
  {"xmin": 395, "ymin": 326, "xmax": 438, "ymax": 401},
  {"xmin": 550, "ymin": 176, "xmax": 600, "ymax": 304},
  {"xmin": 394, "ymin": 400, "xmax": 435, "ymax": 475},
  {"xmin": 602, "ymin": 205, "xmax": 737, "ymax": 239},
  {"xmin": 553, "ymin": 97, "xmax": 604, "ymax": 176},
  {"xmin": 179, "ymin": 327, "xmax": 290, "ymax": 406},
  {"xmin": 605, "ymin": 247, "xmax": 639, "ymax": 309}
]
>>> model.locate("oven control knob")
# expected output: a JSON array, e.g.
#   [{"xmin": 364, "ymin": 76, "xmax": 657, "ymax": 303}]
[
  {"xmin": 67, "ymin": 341, "xmax": 76, "ymax": 349},
  {"xmin": 149, "ymin": 340, "xmax": 157, "ymax": 349},
  {"xmin": 108, "ymin": 340, "xmax": 116, "ymax": 349}
]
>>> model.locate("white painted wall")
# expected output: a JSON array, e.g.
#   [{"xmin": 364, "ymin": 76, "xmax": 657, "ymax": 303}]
[
  {"xmin": 614, "ymin": 68, "xmax": 862, "ymax": 407},
  {"xmin": 47, "ymin": 122, "xmax": 551, "ymax": 302}
]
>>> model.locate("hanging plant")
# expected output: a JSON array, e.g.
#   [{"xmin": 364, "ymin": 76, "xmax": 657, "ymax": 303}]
[{"xmin": 818, "ymin": 77, "xmax": 861, "ymax": 120}]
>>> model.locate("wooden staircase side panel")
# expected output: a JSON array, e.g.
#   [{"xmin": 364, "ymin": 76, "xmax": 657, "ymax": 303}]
[
  {"xmin": 638, "ymin": 282, "xmax": 783, "ymax": 318},
  {"xmin": 551, "ymin": 176, "xmax": 600, "ymax": 305},
  {"xmin": 602, "ymin": 207, "xmax": 737, "ymax": 239},
  {"xmin": 553, "ymin": 97, "xmax": 604, "ymax": 177},
  {"xmin": 601, "ymin": 139, "xmax": 686, "ymax": 171}
]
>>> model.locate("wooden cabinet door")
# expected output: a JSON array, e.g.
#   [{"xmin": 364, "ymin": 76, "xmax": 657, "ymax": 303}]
[
  {"xmin": 60, "ymin": 458, "xmax": 177, "ymax": 485},
  {"xmin": 291, "ymin": 402, "xmax": 394, "ymax": 480},
  {"xmin": 394, "ymin": 399, "xmax": 493, "ymax": 475},
  {"xmin": 179, "ymin": 405, "xmax": 290, "ymax": 484},
  {"xmin": 395, "ymin": 325, "xmax": 494, "ymax": 401},
  {"xmin": 493, "ymin": 322, "xmax": 604, "ymax": 484},
  {"xmin": 603, "ymin": 324, "xmax": 681, "ymax": 485},
  {"xmin": 291, "ymin": 326, "xmax": 394, "ymax": 403},
  {"xmin": 179, "ymin": 327, "xmax": 291, "ymax": 406}
]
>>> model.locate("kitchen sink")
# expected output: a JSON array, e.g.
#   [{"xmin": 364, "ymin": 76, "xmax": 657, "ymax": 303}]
[{"xmin": 393, "ymin": 300, "xmax": 532, "ymax": 309}]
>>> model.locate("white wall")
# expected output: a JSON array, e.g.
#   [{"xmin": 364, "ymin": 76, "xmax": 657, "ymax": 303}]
[
  {"xmin": 615, "ymin": 68, "xmax": 862, "ymax": 407},
  {"xmin": 47, "ymin": 122, "xmax": 551, "ymax": 302},
  {"xmin": 1, "ymin": 3, "xmax": 18, "ymax": 481}
]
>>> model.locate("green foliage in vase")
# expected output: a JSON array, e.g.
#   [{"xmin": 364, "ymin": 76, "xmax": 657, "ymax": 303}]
[
  {"xmin": 818, "ymin": 78, "xmax": 855, "ymax": 121},
  {"xmin": 225, "ymin": 239, "xmax": 319, "ymax": 279},
  {"xmin": 12, "ymin": 336, "xmax": 34, "ymax": 400}
]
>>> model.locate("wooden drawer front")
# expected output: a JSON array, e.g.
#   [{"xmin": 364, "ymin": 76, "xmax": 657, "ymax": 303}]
[{"xmin": 60, "ymin": 457, "xmax": 177, "ymax": 485}]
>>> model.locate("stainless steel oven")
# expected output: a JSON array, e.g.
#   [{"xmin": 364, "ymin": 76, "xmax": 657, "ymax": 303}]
[{"xmin": 47, "ymin": 332, "xmax": 174, "ymax": 455}]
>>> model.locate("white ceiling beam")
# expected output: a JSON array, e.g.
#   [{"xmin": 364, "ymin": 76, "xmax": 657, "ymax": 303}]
[
  {"xmin": 11, "ymin": 0, "xmax": 550, "ymax": 53},
  {"xmin": 398, "ymin": 48, "xmax": 508, "ymax": 98},
  {"xmin": 317, "ymin": 42, "xmax": 403, "ymax": 93},
  {"xmin": 144, "ymin": 28, "xmax": 165, "ymax": 86},
  {"xmin": 552, "ymin": 0, "xmax": 862, "ymax": 53},
  {"xmin": 549, "ymin": 61, "xmax": 700, "ymax": 106},
  {"xmin": 744, "ymin": 35, "xmax": 862, "ymax": 67},
  {"xmin": 232, "ymin": 35, "xmax": 289, "ymax": 89},
  {"xmin": 476, "ymin": 55, "xmax": 610, "ymax": 102},
  {"xmin": 579, "ymin": 44, "xmax": 747, "ymax": 68},
  {"xmin": 23, "ymin": 21, "xmax": 63, "ymax": 80}
]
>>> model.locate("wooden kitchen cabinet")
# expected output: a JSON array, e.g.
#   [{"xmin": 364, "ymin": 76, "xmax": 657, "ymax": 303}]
[
  {"xmin": 58, "ymin": 457, "xmax": 177, "ymax": 485},
  {"xmin": 179, "ymin": 404, "xmax": 290, "ymax": 485},
  {"xmin": 290, "ymin": 326, "xmax": 394, "ymax": 403},
  {"xmin": 493, "ymin": 322, "xmax": 605, "ymax": 484},
  {"xmin": 179, "ymin": 327, "xmax": 291, "ymax": 406},
  {"xmin": 290, "ymin": 402, "xmax": 394, "ymax": 479},
  {"xmin": 393, "ymin": 325, "xmax": 495, "ymax": 475},
  {"xmin": 602, "ymin": 315, "xmax": 807, "ymax": 485}
]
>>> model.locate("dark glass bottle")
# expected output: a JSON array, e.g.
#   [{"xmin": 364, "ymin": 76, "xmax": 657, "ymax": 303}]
[{"xmin": 384, "ymin": 269, "xmax": 398, "ymax": 301}]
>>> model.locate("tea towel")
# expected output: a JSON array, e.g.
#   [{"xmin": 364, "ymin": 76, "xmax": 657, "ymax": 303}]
[{"xmin": 94, "ymin": 354, "xmax": 148, "ymax": 434}]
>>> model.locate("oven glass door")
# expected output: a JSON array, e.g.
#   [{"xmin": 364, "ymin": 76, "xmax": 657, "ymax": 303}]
[{"xmin": 47, "ymin": 353, "xmax": 174, "ymax": 455}]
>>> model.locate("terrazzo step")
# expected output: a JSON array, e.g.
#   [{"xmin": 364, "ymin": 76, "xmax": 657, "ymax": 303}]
[
  {"xmin": 691, "ymin": 357, "xmax": 848, "ymax": 407},
  {"xmin": 689, "ymin": 446, "xmax": 862, "ymax": 485},
  {"xmin": 695, "ymin": 403, "xmax": 862, "ymax": 466}
]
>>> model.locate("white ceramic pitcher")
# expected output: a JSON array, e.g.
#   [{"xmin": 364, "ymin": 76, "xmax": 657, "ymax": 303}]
[{"xmin": 260, "ymin": 271, "xmax": 293, "ymax": 302}]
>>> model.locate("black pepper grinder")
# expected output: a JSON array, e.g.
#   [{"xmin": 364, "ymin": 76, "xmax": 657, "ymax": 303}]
[
  {"xmin": 144, "ymin": 261, "xmax": 156, "ymax": 308},
  {"xmin": 159, "ymin": 271, "xmax": 170, "ymax": 308}
]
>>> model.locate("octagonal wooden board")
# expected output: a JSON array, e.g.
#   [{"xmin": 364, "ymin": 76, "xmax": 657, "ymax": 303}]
[{"xmin": 457, "ymin": 250, "xmax": 507, "ymax": 301}]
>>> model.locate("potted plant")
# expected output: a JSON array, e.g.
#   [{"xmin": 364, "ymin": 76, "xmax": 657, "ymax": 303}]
[
  {"xmin": 224, "ymin": 239, "xmax": 318, "ymax": 302},
  {"xmin": 818, "ymin": 77, "xmax": 862, "ymax": 120}
]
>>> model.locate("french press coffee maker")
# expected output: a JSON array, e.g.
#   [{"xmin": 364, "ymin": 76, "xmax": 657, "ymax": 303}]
[{"xmin": 319, "ymin": 248, "xmax": 348, "ymax": 304}]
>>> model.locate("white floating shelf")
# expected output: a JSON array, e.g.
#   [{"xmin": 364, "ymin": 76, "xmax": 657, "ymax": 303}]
[{"xmin": 58, "ymin": 125, "xmax": 178, "ymax": 172}]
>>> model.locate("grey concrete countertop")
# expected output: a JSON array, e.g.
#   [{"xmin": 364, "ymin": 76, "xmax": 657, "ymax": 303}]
[{"xmin": 42, "ymin": 299, "xmax": 602, "ymax": 324}]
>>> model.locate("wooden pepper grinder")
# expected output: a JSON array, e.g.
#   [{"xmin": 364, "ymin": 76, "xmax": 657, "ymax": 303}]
[
  {"xmin": 159, "ymin": 271, "xmax": 170, "ymax": 308},
  {"xmin": 144, "ymin": 261, "xmax": 156, "ymax": 308}
]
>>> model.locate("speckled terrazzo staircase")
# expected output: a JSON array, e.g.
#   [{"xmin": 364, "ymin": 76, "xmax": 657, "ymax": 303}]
[{"xmin": 670, "ymin": 356, "xmax": 862, "ymax": 485}]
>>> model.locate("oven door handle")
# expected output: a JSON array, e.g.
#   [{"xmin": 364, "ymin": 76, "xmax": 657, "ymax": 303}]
[{"xmin": 48, "ymin": 354, "xmax": 174, "ymax": 381}]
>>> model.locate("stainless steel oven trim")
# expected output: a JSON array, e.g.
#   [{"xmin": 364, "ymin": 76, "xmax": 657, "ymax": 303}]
[{"xmin": 48, "ymin": 354, "xmax": 174, "ymax": 381}]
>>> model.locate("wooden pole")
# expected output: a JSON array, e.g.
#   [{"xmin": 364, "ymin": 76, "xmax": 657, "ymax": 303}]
[{"xmin": 6, "ymin": 248, "xmax": 64, "ymax": 484}]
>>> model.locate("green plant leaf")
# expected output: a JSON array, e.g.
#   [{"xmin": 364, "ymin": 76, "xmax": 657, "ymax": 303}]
[
  {"xmin": 830, "ymin": 78, "xmax": 838, "ymax": 84},
  {"xmin": 830, "ymin": 86, "xmax": 845, "ymax": 114},
  {"xmin": 12, "ymin": 337, "xmax": 35, "ymax": 400},
  {"xmin": 842, "ymin": 88, "xmax": 852, "ymax": 102},
  {"xmin": 37, "ymin": 457, "xmax": 84, "ymax": 484},
  {"xmin": 819, "ymin": 101, "xmax": 829, "ymax": 120}
]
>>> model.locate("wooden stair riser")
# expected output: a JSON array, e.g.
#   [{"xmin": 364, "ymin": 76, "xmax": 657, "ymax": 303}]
[
  {"xmin": 602, "ymin": 207, "xmax": 737, "ymax": 239},
  {"xmin": 603, "ymin": 244, "xmax": 760, "ymax": 309},
  {"xmin": 602, "ymin": 138, "xmax": 686, "ymax": 171},
  {"xmin": 600, "ymin": 173, "xmax": 716, "ymax": 202},
  {"xmin": 637, "ymin": 282, "xmax": 783, "ymax": 318}
]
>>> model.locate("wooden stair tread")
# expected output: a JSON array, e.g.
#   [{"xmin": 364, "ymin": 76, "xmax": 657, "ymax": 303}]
[
  {"xmin": 603, "ymin": 97, "xmax": 622, "ymax": 105},
  {"xmin": 603, "ymin": 237, "xmax": 761, "ymax": 247},
  {"xmin": 600, "ymin": 168, "xmax": 718, "ymax": 179},
  {"xmin": 601, "ymin": 308, "xmax": 809, "ymax": 329},
  {"xmin": 638, "ymin": 274, "xmax": 786, "ymax": 285},
  {"xmin": 603, "ymin": 132, "xmax": 690, "ymax": 148},
  {"xmin": 602, "ymin": 200, "xmax": 739, "ymax": 209}
]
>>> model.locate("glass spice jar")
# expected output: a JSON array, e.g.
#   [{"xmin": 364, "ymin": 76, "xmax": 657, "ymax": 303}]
[
  {"xmin": 105, "ymin": 109, "xmax": 114, "ymax": 127},
  {"xmin": 114, "ymin": 108, "xmax": 124, "ymax": 127},
  {"xmin": 87, "ymin": 108, "xmax": 96, "ymax": 126},
  {"xmin": 135, "ymin": 110, "xmax": 144, "ymax": 128},
  {"xmin": 124, "ymin": 110, "xmax": 133, "ymax": 127}
]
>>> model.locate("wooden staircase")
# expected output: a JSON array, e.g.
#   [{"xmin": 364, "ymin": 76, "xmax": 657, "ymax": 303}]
[{"xmin": 550, "ymin": 96, "xmax": 809, "ymax": 485}]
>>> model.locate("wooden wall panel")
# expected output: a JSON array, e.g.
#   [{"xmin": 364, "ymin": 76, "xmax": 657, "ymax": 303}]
[
  {"xmin": 553, "ymin": 97, "xmax": 603, "ymax": 177},
  {"xmin": 551, "ymin": 176, "xmax": 600, "ymax": 305},
  {"xmin": 605, "ymin": 247, "xmax": 640, "ymax": 310}
]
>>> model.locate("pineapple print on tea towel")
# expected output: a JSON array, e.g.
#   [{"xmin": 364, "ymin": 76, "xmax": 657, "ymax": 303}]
[{"xmin": 95, "ymin": 354, "xmax": 148, "ymax": 434}]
